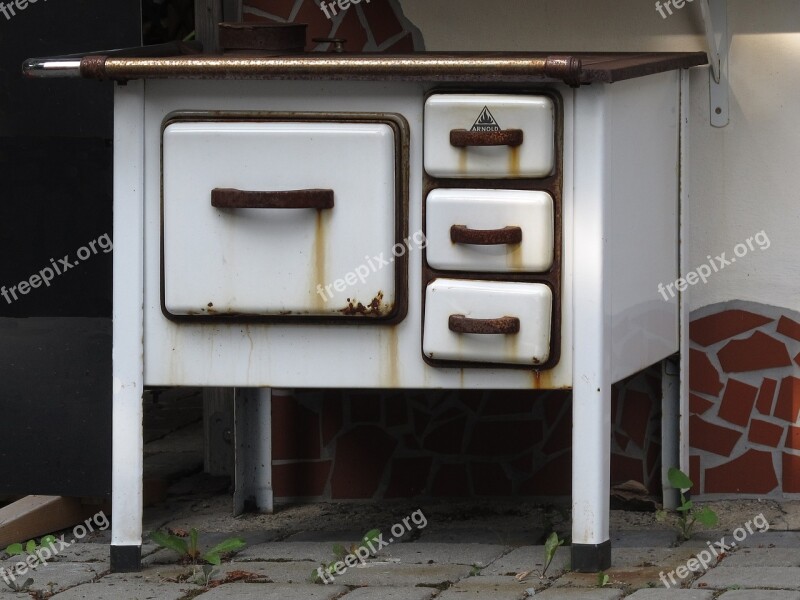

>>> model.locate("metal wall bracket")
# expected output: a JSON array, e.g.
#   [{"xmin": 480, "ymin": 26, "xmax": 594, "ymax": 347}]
[{"xmin": 700, "ymin": 0, "xmax": 729, "ymax": 127}]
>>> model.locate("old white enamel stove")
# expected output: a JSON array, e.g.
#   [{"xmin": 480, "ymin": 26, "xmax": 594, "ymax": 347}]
[{"xmin": 24, "ymin": 48, "xmax": 707, "ymax": 572}]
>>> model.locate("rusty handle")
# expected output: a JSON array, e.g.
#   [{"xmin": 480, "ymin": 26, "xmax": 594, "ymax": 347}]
[
  {"xmin": 448, "ymin": 315, "xmax": 521, "ymax": 335},
  {"xmin": 450, "ymin": 128, "xmax": 524, "ymax": 148},
  {"xmin": 211, "ymin": 188, "xmax": 334, "ymax": 209},
  {"xmin": 450, "ymin": 225, "xmax": 522, "ymax": 246}
]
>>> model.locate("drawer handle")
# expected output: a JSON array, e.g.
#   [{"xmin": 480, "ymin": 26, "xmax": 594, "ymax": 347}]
[
  {"xmin": 448, "ymin": 314, "xmax": 521, "ymax": 335},
  {"xmin": 450, "ymin": 225, "xmax": 523, "ymax": 246},
  {"xmin": 211, "ymin": 188, "xmax": 334, "ymax": 209},
  {"xmin": 449, "ymin": 129, "xmax": 524, "ymax": 148}
]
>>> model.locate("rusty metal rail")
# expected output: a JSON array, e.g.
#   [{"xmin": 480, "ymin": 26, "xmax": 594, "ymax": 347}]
[{"xmin": 23, "ymin": 51, "xmax": 707, "ymax": 86}]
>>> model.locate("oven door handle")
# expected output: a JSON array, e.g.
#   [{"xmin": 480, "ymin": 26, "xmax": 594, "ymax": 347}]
[
  {"xmin": 449, "ymin": 128, "xmax": 524, "ymax": 148},
  {"xmin": 448, "ymin": 315, "xmax": 521, "ymax": 335},
  {"xmin": 450, "ymin": 225, "xmax": 522, "ymax": 246},
  {"xmin": 211, "ymin": 188, "xmax": 335, "ymax": 209}
]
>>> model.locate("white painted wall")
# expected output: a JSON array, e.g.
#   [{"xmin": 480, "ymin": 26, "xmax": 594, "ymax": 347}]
[{"xmin": 402, "ymin": 0, "xmax": 800, "ymax": 312}]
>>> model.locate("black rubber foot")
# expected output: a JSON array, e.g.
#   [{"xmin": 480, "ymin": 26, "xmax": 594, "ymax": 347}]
[
  {"xmin": 571, "ymin": 540, "xmax": 611, "ymax": 572},
  {"xmin": 110, "ymin": 545, "xmax": 142, "ymax": 573}
]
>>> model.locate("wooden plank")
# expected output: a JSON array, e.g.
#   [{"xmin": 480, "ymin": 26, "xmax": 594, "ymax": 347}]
[
  {"xmin": 194, "ymin": 0, "xmax": 223, "ymax": 53},
  {"xmin": 0, "ymin": 496, "xmax": 99, "ymax": 547}
]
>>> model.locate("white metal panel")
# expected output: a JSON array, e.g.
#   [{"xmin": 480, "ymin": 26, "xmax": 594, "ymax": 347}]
[
  {"xmin": 141, "ymin": 80, "xmax": 574, "ymax": 389},
  {"xmin": 426, "ymin": 189, "xmax": 554, "ymax": 273},
  {"xmin": 423, "ymin": 279, "xmax": 552, "ymax": 365},
  {"xmin": 424, "ymin": 94, "xmax": 554, "ymax": 178},
  {"xmin": 607, "ymin": 71, "xmax": 681, "ymax": 382},
  {"xmin": 162, "ymin": 121, "xmax": 396, "ymax": 316}
]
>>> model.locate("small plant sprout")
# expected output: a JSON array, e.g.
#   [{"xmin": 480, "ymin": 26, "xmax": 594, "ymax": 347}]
[
  {"xmin": 515, "ymin": 531, "xmax": 565, "ymax": 582},
  {"xmin": 5, "ymin": 535, "xmax": 57, "ymax": 566},
  {"xmin": 656, "ymin": 467, "xmax": 718, "ymax": 540},
  {"xmin": 597, "ymin": 572, "xmax": 610, "ymax": 587},
  {"xmin": 149, "ymin": 529, "xmax": 246, "ymax": 566},
  {"xmin": 311, "ymin": 529, "xmax": 382, "ymax": 583}
]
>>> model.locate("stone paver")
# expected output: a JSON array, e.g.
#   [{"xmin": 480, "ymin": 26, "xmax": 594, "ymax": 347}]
[
  {"xmin": 195, "ymin": 581, "xmax": 348, "ymax": 599},
  {"xmin": 533, "ymin": 589, "xmax": 624, "ymax": 599},
  {"xmin": 482, "ymin": 546, "xmax": 570, "ymax": 577},
  {"xmin": 333, "ymin": 563, "xmax": 471, "ymax": 587},
  {"xmin": 611, "ymin": 547, "xmax": 685, "ymax": 568},
  {"xmin": 48, "ymin": 570, "xmax": 189, "ymax": 599},
  {"xmin": 383, "ymin": 542, "xmax": 509, "ymax": 567},
  {"xmin": 340, "ymin": 586, "xmax": 436, "ymax": 599},
  {"xmin": 436, "ymin": 575, "xmax": 532, "ymax": 599},
  {"xmin": 1, "ymin": 562, "xmax": 102, "ymax": 596},
  {"xmin": 51, "ymin": 542, "xmax": 155, "ymax": 564},
  {"xmin": 612, "ymin": 530, "xmax": 679, "ymax": 548},
  {"xmin": 718, "ymin": 592, "xmax": 800, "ymax": 600},
  {"xmin": 418, "ymin": 526, "xmax": 545, "ymax": 546},
  {"xmin": 215, "ymin": 559, "xmax": 318, "ymax": 584},
  {"xmin": 235, "ymin": 541, "xmax": 342, "ymax": 564},
  {"xmin": 284, "ymin": 530, "xmax": 369, "ymax": 543},
  {"xmin": 720, "ymin": 547, "xmax": 800, "ymax": 567},
  {"xmin": 626, "ymin": 590, "xmax": 715, "ymax": 599},
  {"xmin": 693, "ymin": 567, "xmax": 800, "ymax": 590}
]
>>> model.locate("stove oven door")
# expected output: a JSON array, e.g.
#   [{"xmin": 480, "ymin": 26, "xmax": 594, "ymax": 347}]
[{"xmin": 161, "ymin": 113, "xmax": 408, "ymax": 322}]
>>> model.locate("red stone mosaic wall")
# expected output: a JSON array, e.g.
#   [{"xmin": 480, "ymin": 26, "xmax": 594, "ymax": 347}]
[
  {"xmin": 243, "ymin": 0, "xmax": 424, "ymax": 52},
  {"xmin": 689, "ymin": 302, "xmax": 800, "ymax": 496},
  {"xmin": 272, "ymin": 367, "xmax": 663, "ymax": 500}
]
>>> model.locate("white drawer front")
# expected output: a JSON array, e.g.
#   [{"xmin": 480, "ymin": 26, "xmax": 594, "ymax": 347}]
[
  {"xmin": 424, "ymin": 94, "xmax": 554, "ymax": 179},
  {"xmin": 423, "ymin": 279, "xmax": 552, "ymax": 365},
  {"xmin": 162, "ymin": 120, "xmax": 398, "ymax": 318},
  {"xmin": 426, "ymin": 189, "xmax": 554, "ymax": 273}
]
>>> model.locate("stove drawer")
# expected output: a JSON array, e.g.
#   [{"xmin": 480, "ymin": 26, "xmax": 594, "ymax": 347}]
[
  {"xmin": 161, "ymin": 115, "xmax": 407, "ymax": 320},
  {"xmin": 426, "ymin": 189, "xmax": 554, "ymax": 273},
  {"xmin": 423, "ymin": 279, "xmax": 552, "ymax": 365},
  {"xmin": 424, "ymin": 94, "xmax": 554, "ymax": 179}
]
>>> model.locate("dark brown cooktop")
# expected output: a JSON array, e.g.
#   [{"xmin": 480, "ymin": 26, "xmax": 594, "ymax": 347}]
[{"xmin": 29, "ymin": 49, "xmax": 707, "ymax": 86}]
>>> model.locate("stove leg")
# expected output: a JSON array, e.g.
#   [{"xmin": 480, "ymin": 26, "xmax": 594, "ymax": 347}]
[
  {"xmin": 571, "ymin": 85, "xmax": 611, "ymax": 572},
  {"xmin": 234, "ymin": 387, "xmax": 274, "ymax": 515},
  {"xmin": 110, "ymin": 80, "xmax": 145, "ymax": 574},
  {"xmin": 661, "ymin": 357, "xmax": 681, "ymax": 510}
]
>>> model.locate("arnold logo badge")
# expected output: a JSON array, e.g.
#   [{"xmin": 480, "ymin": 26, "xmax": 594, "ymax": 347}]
[{"xmin": 471, "ymin": 107, "xmax": 501, "ymax": 132}]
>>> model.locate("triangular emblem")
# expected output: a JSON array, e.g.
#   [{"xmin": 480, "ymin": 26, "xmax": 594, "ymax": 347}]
[{"xmin": 470, "ymin": 106, "xmax": 501, "ymax": 132}]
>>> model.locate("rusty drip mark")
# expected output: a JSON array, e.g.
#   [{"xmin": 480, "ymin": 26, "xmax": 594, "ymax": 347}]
[
  {"xmin": 312, "ymin": 208, "xmax": 326, "ymax": 312},
  {"xmin": 505, "ymin": 326, "xmax": 520, "ymax": 361},
  {"xmin": 509, "ymin": 145, "xmax": 521, "ymax": 177},
  {"xmin": 458, "ymin": 147, "xmax": 468, "ymax": 175},
  {"xmin": 508, "ymin": 242, "xmax": 524, "ymax": 271},
  {"xmin": 384, "ymin": 326, "xmax": 400, "ymax": 387}
]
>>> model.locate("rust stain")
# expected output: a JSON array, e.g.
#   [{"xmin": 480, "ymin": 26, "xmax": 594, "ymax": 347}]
[
  {"xmin": 505, "ymin": 329, "xmax": 520, "ymax": 362},
  {"xmin": 458, "ymin": 147, "xmax": 468, "ymax": 175},
  {"xmin": 340, "ymin": 291, "xmax": 389, "ymax": 316},
  {"xmin": 381, "ymin": 326, "xmax": 400, "ymax": 387},
  {"xmin": 311, "ymin": 208, "xmax": 326, "ymax": 312},
  {"xmin": 529, "ymin": 369, "xmax": 567, "ymax": 390},
  {"xmin": 507, "ymin": 243, "xmax": 523, "ymax": 270},
  {"xmin": 509, "ymin": 145, "xmax": 521, "ymax": 177}
]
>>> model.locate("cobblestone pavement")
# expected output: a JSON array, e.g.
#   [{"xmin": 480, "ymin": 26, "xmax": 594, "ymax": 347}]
[{"xmin": 2, "ymin": 500, "xmax": 798, "ymax": 598}]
